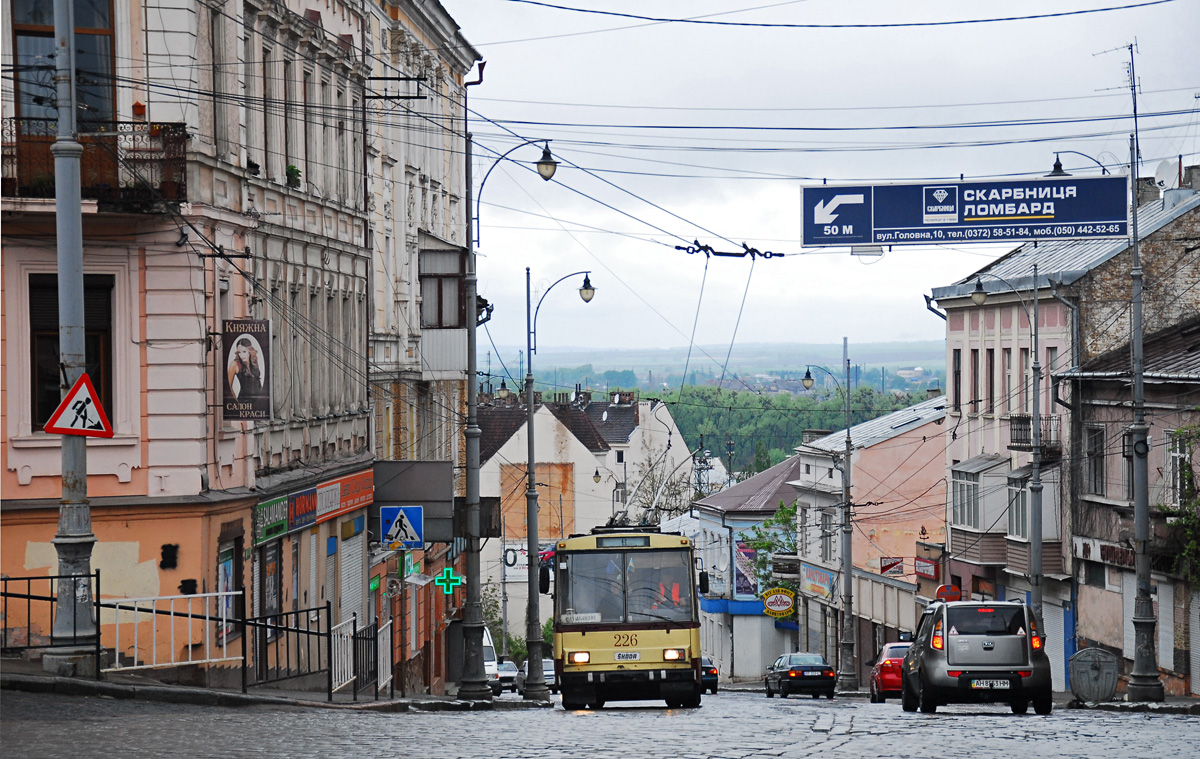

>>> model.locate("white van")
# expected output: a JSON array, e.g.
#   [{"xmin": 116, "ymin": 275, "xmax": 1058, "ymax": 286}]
[{"xmin": 483, "ymin": 627, "xmax": 499, "ymax": 691}]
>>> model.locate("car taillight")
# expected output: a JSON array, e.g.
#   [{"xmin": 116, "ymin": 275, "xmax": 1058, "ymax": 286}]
[
  {"xmin": 932, "ymin": 619, "xmax": 944, "ymax": 650},
  {"xmin": 788, "ymin": 670, "xmax": 800, "ymax": 677},
  {"xmin": 946, "ymin": 670, "xmax": 961, "ymax": 677},
  {"xmin": 707, "ymin": 668, "xmax": 718, "ymax": 675},
  {"xmin": 825, "ymin": 670, "xmax": 835, "ymax": 677},
  {"xmin": 1031, "ymin": 635, "xmax": 1043, "ymax": 650},
  {"xmin": 1019, "ymin": 670, "xmax": 1032, "ymax": 678}
]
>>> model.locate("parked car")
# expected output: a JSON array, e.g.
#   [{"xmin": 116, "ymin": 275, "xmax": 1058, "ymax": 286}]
[
  {"xmin": 764, "ymin": 652, "xmax": 836, "ymax": 699},
  {"xmin": 700, "ymin": 656, "xmax": 718, "ymax": 694},
  {"xmin": 901, "ymin": 600, "xmax": 1052, "ymax": 715},
  {"xmin": 869, "ymin": 642, "xmax": 911, "ymax": 702},
  {"xmin": 516, "ymin": 658, "xmax": 558, "ymax": 695},
  {"xmin": 491, "ymin": 660, "xmax": 519, "ymax": 695}
]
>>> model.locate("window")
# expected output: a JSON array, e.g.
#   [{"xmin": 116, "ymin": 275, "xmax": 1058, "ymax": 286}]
[
  {"xmin": 419, "ymin": 249, "xmax": 464, "ymax": 328},
  {"xmin": 1082, "ymin": 560, "xmax": 1105, "ymax": 589},
  {"xmin": 1020, "ymin": 348, "xmax": 1030, "ymax": 413},
  {"xmin": 820, "ymin": 511, "xmax": 833, "ymax": 561},
  {"xmin": 1084, "ymin": 425, "xmax": 1106, "ymax": 496},
  {"xmin": 799, "ymin": 506, "xmax": 809, "ymax": 556},
  {"xmin": 616, "ymin": 451, "xmax": 624, "ymax": 464},
  {"xmin": 952, "ymin": 349, "xmax": 962, "ymax": 411},
  {"xmin": 1166, "ymin": 430, "xmax": 1193, "ymax": 507},
  {"xmin": 29, "ymin": 274, "xmax": 113, "ymax": 430},
  {"xmin": 985, "ymin": 348, "xmax": 995, "ymax": 414},
  {"xmin": 1002, "ymin": 348, "xmax": 1012, "ymax": 414},
  {"xmin": 12, "ymin": 0, "xmax": 114, "ymax": 126},
  {"xmin": 1007, "ymin": 477, "xmax": 1028, "ymax": 539},
  {"xmin": 951, "ymin": 470, "xmax": 980, "ymax": 528},
  {"xmin": 970, "ymin": 349, "xmax": 979, "ymax": 413}
]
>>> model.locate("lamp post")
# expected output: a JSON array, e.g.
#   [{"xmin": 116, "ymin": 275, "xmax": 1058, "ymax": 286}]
[
  {"xmin": 523, "ymin": 268, "xmax": 595, "ymax": 701},
  {"xmin": 802, "ymin": 336, "xmax": 856, "ymax": 690},
  {"xmin": 460, "ymin": 136, "xmax": 558, "ymax": 701},
  {"xmin": 969, "ymin": 263, "xmax": 1044, "ymax": 620}
]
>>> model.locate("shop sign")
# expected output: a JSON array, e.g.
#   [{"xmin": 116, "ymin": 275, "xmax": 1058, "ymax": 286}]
[
  {"xmin": 914, "ymin": 556, "xmax": 939, "ymax": 580},
  {"xmin": 254, "ymin": 495, "xmax": 288, "ymax": 545},
  {"xmin": 762, "ymin": 587, "xmax": 796, "ymax": 618},
  {"xmin": 801, "ymin": 562, "xmax": 834, "ymax": 600}
]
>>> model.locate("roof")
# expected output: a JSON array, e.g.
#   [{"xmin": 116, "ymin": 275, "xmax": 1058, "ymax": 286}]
[
  {"xmin": 548, "ymin": 404, "xmax": 611, "ymax": 454},
  {"xmin": 583, "ymin": 401, "xmax": 639, "ymax": 444},
  {"xmin": 1060, "ymin": 314, "xmax": 1200, "ymax": 381},
  {"xmin": 693, "ymin": 455, "xmax": 809, "ymax": 515},
  {"xmin": 800, "ymin": 395, "xmax": 948, "ymax": 453},
  {"xmin": 931, "ymin": 190, "xmax": 1200, "ymax": 301},
  {"xmin": 478, "ymin": 406, "xmax": 528, "ymax": 463}
]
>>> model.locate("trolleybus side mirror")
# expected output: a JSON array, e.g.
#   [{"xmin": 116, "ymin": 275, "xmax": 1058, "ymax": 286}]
[
  {"xmin": 539, "ymin": 565, "xmax": 551, "ymax": 594},
  {"xmin": 698, "ymin": 570, "xmax": 710, "ymax": 595}
]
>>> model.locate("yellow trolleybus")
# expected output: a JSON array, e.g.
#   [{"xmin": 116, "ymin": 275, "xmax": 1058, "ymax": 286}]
[{"xmin": 548, "ymin": 526, "xmax": 709, "ymax": 709}]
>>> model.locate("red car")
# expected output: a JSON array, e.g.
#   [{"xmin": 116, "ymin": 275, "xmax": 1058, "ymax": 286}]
[{"xmin": 869, "ymin": 642, "xmax": 911, "ymax": 703}]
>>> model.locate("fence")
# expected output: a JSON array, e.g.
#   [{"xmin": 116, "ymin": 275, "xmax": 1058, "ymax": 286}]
[
  {"xmin": 243, "ymin": 602, "xmax": 334, "ymax": 700},
  {"xmin": 100, "ymin": 590, "xmax": 242, "ymax": 673},
  {"xmin": 1, "ymin": 572, "xmax": 102, "ymax": 676}
]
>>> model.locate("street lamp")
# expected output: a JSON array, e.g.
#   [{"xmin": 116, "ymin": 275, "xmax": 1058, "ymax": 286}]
[
  {"xmin": 967, "ymin": 263, "xmax": 1045, "ymax": 621},
  {"xmin": 523, "ymin": 267, "xmax": 595, "ymax": 700},
  {"xmin": 460, "ymin": 136, "xmax": 558, "ymax": 702},
  {"xmin": 801, "ymin": 336, "xmax": 857, "ymax": 690},
  {"xmin": 1045, "ymin": 151, "xmax": 1112, "ymax": 176}
]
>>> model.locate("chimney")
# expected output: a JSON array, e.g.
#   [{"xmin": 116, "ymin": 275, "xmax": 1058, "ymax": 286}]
[{"xmin": 926, "ymin": 387, "xmax": 943, "ymax": 400}]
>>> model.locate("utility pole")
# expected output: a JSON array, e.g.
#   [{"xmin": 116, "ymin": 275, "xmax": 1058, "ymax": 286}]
[
  {"xmin": 45, "ymin": 0, "xmax": 99, "ymax": 677},
  {"xmin": 837, "ymin": 337, "xmax": 858, "ymax": 691}
]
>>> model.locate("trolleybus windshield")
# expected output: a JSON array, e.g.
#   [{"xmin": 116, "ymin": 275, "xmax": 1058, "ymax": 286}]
[{"xmin": 557, "ymin": 549, "xmax": 694, "ymax": 625}]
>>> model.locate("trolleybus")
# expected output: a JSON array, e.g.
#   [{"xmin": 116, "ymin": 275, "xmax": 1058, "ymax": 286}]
[{"xmin": 547, "ymin": 526, "xmax": 709, "ymax": 709}]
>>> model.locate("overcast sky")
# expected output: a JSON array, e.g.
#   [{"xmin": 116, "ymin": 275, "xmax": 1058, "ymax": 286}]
[{"xmin": 440, "ymin": 0, "xmax": 1199, "ymax": 358}]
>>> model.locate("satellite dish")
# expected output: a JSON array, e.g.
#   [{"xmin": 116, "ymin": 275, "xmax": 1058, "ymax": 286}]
[
  {"xmin": 602, "ymin": 410, "xmax": 608, "ymax": 422},
  {"xmin": 1154, "ymin": 159, "xmax": 1180, "ymax": 189}
]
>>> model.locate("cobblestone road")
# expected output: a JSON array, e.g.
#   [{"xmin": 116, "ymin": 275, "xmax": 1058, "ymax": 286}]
[{"xmin": 3, "ymin": 689, "xmax": 1198, "ymax": 759}]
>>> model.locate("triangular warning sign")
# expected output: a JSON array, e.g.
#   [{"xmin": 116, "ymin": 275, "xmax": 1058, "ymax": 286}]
[{"xmin": 44, "ymin": 373, "xmax": 114, "ymax": 438}]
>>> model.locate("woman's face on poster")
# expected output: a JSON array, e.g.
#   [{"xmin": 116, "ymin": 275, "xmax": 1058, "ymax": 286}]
[{"xmin": 236, "ymin": 343, "xmax": 251, "ymax": 363}]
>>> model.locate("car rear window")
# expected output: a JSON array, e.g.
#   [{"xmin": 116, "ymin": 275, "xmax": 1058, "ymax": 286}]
[
  {"xmin": 788, "ymin": 654, "xmax": 826, "ymax": 666},
  {"xmin": 883, "ymin": 643, "xmax": 911, "ymax": 658},
  {"xmin": 946, "ymin": 606, "xmax": 1026, "ymax": 635}
]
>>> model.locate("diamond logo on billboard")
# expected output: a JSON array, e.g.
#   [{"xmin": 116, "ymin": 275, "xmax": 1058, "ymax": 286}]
[{"xmin": 923, "ymin": 185, "xmax": 958, "ymax": 224}]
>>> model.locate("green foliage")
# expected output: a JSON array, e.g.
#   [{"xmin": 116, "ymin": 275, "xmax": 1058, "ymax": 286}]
[
  {"xmin": 664, "ymin": 385, "xmax": 919, "ymax": 473},
  {"xmin": 736, "ymin": 499, "xmax": 800, "ymax": 615}
]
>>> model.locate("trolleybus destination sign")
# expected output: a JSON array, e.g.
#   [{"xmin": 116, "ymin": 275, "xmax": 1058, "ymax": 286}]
[{"xmin": 802, "ymin": 175, "xmax": 1127, "ymax": 247}]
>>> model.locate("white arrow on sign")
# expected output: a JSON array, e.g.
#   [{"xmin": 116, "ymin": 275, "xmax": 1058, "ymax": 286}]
[{"xmin": 813, "ymin": 194, "xmax": 865, "ymax": 225}]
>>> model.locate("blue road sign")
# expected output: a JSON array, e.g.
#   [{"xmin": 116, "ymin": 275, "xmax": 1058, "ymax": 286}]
[
  {"xmin": 381, "ymin": 505, "xmax": 423, "ymax": 549},
  {"xmin": 802, "ymin": 176, "xmax": 1127, "ymax": 247}
]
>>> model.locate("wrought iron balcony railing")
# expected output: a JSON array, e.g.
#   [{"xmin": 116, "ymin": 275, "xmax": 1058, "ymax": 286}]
[
  {"xmin": 1008, "ymin": 414, "xmax": 1061, "ymax": 451},
  {"xmin": 2, "ymin": 118, "xmax": 187, "ymax": 208}
]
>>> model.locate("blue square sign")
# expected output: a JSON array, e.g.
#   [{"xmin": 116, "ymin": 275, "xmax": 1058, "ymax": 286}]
[
  {"xmin": 802, "ymin": 186, "xmax": 872, "ymax": 246},
  {"xmin": 381, "ymin": 505, "xmax": 423, "ymax": 549}
]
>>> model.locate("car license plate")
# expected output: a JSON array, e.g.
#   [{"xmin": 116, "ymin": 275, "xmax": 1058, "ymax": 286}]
[
  {"xmin": 970, "ymin": 679, "xmax": 1010, "ymax": 690},
  {"xmin": 803, "ymin": 671, "xmax": 821, "ymax": 676},
  {"xmin": 614, "ymin": 652, "xmax": 640, "ymax": 661}
]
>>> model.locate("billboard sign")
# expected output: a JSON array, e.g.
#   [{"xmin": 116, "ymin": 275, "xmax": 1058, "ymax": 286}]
[
  {"xmin": 802, "ymin": 176, "xmax": 1127, "ymax": 247},
  {"xmin": 223, "ymin": 319, "xmax": 271, "ymax": 421}
]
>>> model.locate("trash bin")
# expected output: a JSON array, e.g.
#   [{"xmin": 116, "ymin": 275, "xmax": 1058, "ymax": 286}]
[{"xmin": 1069, "ymin": 648, "xmax": 1119, "ymax": 703}]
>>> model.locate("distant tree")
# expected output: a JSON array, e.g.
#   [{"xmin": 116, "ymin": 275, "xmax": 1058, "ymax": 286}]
[
  {"xmin": 736, "ymin": 499, "xmax": 800, "ymax": 613},
  {"xmin": 626, "ymin": 447, "xmax": 694, "ymax": 524}
]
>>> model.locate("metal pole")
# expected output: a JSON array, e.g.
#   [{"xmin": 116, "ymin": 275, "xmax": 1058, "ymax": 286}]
[
  {"xmin": 45, "ymin": 0, "xmax": 98, "ymax": 678},
  {"xmin": 837, "ymin": 337, "xmax": 858, "ymax": 690},
  {"xmin": 399, "ymin": 552, "xmax": 407, "ymax": 698},
  {"xmin": 459, "ymin": 130, "xmax": 491, "ymax": 701},
  {"xmin": 1030, "ymin": 263, "xmax": 1044, "ymax": 620},
  {"xmin": 1125, "ymin": 131, "xmax": 1164, "ymax": 701},
  {"xmin": 523, "ymin": 267, "xmax": 550, "ymax": 700}
]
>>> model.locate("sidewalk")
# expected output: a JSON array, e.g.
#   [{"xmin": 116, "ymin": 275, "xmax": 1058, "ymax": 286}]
[{"xmin": 0, "ymin": 657, "xmax": 551, "ymax": 712}]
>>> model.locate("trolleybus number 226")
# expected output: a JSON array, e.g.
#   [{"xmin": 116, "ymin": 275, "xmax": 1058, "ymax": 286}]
[{"xmin": 614, "ymin": 633, "xmax": 638, "ymax": 646}]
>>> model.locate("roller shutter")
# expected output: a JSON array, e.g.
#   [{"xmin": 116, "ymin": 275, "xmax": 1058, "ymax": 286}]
[
  {"xmin": 1190, "ymin": 592, "xmax": 1199, "ymax": 696},
  {"xmin": 340, "ymin": 531, "xmax": 365, "ymax": 624},
  {"xmin": 1043, "ymin": 600, "xmax": 1065, "ymax": 692}
]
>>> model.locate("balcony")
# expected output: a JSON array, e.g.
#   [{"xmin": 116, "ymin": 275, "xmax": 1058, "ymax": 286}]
[
  {"xmin": 2, "ymin": 118, "xmax": 187, "ymax": 210},
  {"xmin": 1008, "ymin": 414, "xmax": 1061, "ymax": 455}
]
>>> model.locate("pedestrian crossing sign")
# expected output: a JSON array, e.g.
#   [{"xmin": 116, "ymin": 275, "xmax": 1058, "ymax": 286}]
[
  {"xmin": 43, "ymin": 373, "xmax": 114, "ymax": 438},
  {"xmin": 381, "ymin": 505, "xmax": 423, "ymax": 550}
]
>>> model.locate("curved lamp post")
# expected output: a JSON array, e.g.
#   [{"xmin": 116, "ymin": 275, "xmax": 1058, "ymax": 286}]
[
  {"xmin": 968, "ymin": 263, "xmax": 1045, "ymax": 622},
  {"xmin": 801, "ymin": 337, "xmax": 856, "ymax": 690},
  {"xmin": 522, "ymin": 268, "xmax": 594, "ymax": 701},
  {"xmin": 459, "ymin": 137, "xmax": 557, "ymax": 701}
]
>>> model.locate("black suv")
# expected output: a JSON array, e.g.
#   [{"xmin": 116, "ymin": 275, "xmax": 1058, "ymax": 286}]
[{"xmin": 901, "ymin": 600, "xmax": 1053, "ymax": 714}]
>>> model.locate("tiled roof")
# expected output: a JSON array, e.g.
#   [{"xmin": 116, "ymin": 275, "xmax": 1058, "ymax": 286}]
[
  {"xmin": 1069, "ymin": 315, "xmax": 1200, "ymax": 378},
  {"xmin": 802, "ymin": 395, "xmax": 948, "ymax": 453},
  {"xmin": 583, "ymin": 402, "xmax": 638, "ymax": 444},
  {"xmin": 477, "ymin": 406, "xmax": 528, "ymax": 464},
  {"xmin": 693, "ymin": 455, "xmax": 809, "ymax": 515},
  {"xmin": 548, "ymin": 404, "xmax": 611, "ymax": 454},
  {"xmin": 932, "ymin": 191, "xmax": 1200, "ymax": 300}
]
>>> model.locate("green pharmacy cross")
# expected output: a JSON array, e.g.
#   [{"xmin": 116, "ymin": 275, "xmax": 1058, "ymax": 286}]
[{"xmin": 434, "ymin": 567, "xmax": 464, "ymax": 595}]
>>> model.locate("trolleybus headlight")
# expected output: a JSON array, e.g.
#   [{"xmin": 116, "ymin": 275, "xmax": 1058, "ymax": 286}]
[
  {"xmin": 568, "ymin": 651, "xmax": 590, "ymax": 664},
  {"xmin": 663, "ymin": 648, "xmax": 687, "ymax": 661}
]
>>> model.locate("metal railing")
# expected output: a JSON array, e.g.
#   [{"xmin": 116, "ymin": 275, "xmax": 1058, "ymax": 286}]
[
  {"xmin": 1, "ymin": 118, "xmax": 187, "ymax": 207},
  {"xmin": 100, "ymin": 591, "xmax": 242, "ymax": 673},
  {"xmin": 1, "ymin": 572, "xmax": 102, "ymax": 677},
  {"xmin": 243, "ymin": 602, "xmax": 333, "ymax": 699},
  {"xmin": 1008, "ymin": 414, "xmax": 1062, "ymax": 450}
]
